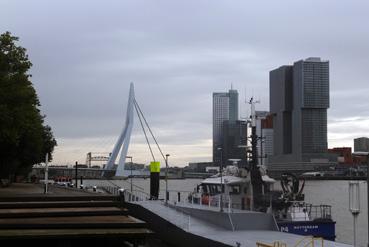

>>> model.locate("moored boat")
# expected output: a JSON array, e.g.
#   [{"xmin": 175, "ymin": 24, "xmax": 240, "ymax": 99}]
[{"xmin": 187, "ymin": 167, "xmax": 336, "ymax": 240}]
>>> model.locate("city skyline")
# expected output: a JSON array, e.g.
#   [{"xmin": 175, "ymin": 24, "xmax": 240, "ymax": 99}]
[{"xmin": 1, "ymin": 1, "xmax": 368, "ymax": 166}]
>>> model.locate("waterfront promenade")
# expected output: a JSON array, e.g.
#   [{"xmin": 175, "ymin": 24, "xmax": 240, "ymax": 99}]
[
  {"xmin": 0, "ymin": 182, "xmax": 90, "ymax": 196},
  {"xmin": 0, "ymin": 183, "xmax": 154, "ymax": 247}
]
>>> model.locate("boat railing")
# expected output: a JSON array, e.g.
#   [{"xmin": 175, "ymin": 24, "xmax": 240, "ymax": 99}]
[
  {"xmin": 173, "ymin": 191, "xmax": 235, "ymax": 213},
  {"xmin": 290, "ymin": 202, "xmax": 332, "ymax": 220}
]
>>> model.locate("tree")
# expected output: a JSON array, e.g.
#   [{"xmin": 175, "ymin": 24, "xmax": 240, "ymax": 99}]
[{"xmin": 0, "ymin": 31, "xmax": 57, "ymax": 180}]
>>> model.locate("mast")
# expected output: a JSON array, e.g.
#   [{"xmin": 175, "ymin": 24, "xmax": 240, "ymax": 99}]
[
  {"xmin": 248, "ymin": 97, "xmax": 263, "ymax": 210},
  {"xmin": 249, "ymin": 97, "xmax": 258, "ymax": 170}
]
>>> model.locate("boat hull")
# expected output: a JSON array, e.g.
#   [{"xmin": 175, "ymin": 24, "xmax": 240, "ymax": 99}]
[{"xmin": 277, "ymin": 220, "xmax": 336, "ymax": 241}]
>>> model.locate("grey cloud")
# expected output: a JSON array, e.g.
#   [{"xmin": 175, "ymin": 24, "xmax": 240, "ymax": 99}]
[{"xmin": 1, "ymin": 0, "xmax": 369, "ymax": 164}]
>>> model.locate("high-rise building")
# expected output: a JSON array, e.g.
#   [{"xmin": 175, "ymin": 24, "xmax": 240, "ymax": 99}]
[
  {"xmin": 293, "ymin": 57, "xmax": 329, "ymax": 157},
  {"xmin": 270, "ymin": 66, "xmax": 293, "ymax": 156},
  {"xmin": 354, "ymin": 137, "xmax": 369, "ymax": 152},
  {"xmin": 213, "ymin": 89, "xmax": 238, "ymax": 164},
  {"xmin": 260, "ymin": 114, "xmax": 274, "ymax": 167},
  {"xmin": 222, "ymin": 120, "xmax": 248, "ymax": 166},
  {"xmin": 269, "ymin": 57, "xmax": 330, "ymax": 169}
]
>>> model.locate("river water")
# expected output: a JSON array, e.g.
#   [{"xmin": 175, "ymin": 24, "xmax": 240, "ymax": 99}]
[{"xmin": 83, "ymin": 179, "xmax": 367, "ymax": 246}]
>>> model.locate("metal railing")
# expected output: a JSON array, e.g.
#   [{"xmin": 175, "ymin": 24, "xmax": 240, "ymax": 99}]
[
  {"xmin": 256, "ymin": 236, "xmax": 324, "ymax": 247},
  {"xmin": 293, "ymin": 236, "xmax": 324, "ymax": 247},
  {"xmin": 256, "ymin": 241, "xmax": 287, "ymax": 247},
  {"xmin": 290, "ymin": 202, "xmax": 332, "ymax": 220},
  {"xmin": 98, "ymin": 185, "xmax": 149, "ymax": 202}
]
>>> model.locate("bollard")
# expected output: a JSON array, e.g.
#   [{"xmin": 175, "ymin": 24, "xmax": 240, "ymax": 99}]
[
  {"xmin": 150, "ymin": 161, "xmax": 160, "ymax": 200},
  {"xmin": 118, "ymin": 188, "xmax": 125, "ymax": 205},
  {"xmin": 178, "ymin": 192, "xmax": 181, "ymax": 202},
  {"xmin": 93, "ymin": 185, "xmax": 97, "ymax": 192},
  {"xmin": 166, "ymin": 191, "xmax": 169, "ymax": 201}
]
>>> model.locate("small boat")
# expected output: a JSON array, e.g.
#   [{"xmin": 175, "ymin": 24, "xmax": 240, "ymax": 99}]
[{"xmin": 187, "ymin": 166, "xmax": 336, "ymax": 241}]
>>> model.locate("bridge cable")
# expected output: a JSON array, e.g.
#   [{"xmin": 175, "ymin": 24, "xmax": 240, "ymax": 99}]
[
  {"xmin": 134, "ymin": 99, "xmax": 166, "ymax": 162},
  {"xmin": 133, "ymin": 100, "xmax": 156, "ymax": 162}
]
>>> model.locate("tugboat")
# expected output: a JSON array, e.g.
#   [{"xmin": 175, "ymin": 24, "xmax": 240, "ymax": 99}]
[{"xmin": 187, "ymin": 98, "xmax": 336, "ymax": 241}]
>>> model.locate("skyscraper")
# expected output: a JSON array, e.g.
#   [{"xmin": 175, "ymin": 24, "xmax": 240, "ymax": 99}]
[
  {"xmin": 213, "ymin": 89, "xmax": 238, "ymax": 164},
  {"xmin": 222, "ymin": 120, "xmax": 248, "ymax": 166},
  {"xmin": 270, "ymin": 57, "xmax": 329, "ymax": 166},
  {"xmin": 270, "ymin": 66, "xmax": 293, "ymax": 156}
]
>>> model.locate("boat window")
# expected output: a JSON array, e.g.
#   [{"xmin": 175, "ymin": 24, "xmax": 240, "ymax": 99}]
[
  {"xmin": 202, "ymin": 185, "xmax": 208, "ymax": 194},
  {"xmin": 215, "ymin": 185, "xmax": 221, "ymax": 194},
  {"xmin": 209, "ymin": 185, "xmax": 214, "ymax": 194},
  {"xmin": 230, "ymin": 185, "xmax": 241, "ymax": 195}
]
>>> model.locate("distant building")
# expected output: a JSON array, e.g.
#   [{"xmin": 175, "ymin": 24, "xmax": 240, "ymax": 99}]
[
  {"xmin": 354, "ymin": 137, "xmax": 369, "ymax": 152},
  {"xmin": 255, "ymin": 111, "xmax": 273, "ymax": 167},
  {"xmin": 269, "ymin": 57, "xmax": 331, "ymax": 175},
  {"xmin": 213, "ymin": 89, "xmax": 238, "ymax": 164},
  {"xmin": 353, "ymin": 155, "xmax": 368, "ymax": 165},
  {"xmin": 222, "ymin": 120, "xmax": 248, "ymax": 166},
  {"xmin": 188, "ymin": 162, "xmax": 214, "ymax": 173},
  {"xmin": 328, "ymin": 147, "xmax": 353, "ymax": 165},
  {"xmin": 260, "ymin": 114, "xmax": 274, "ymax": 167}
]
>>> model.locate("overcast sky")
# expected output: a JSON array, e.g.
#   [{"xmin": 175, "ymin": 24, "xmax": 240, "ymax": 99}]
[{"xmin": 1, "ymin": 0, "xmax": 369, "ymax": 166}]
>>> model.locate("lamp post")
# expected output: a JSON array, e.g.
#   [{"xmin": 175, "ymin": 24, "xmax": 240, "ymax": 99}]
[
  {"xmin": 44, "ymin": 153, "xmax": 49, "ymax": 194},
  {"xmin": 349, "ymin": 181, "xmax": 360, "ymax": 247},
  {"xmin": 352, "ymin": 151, "xmax": 369, "ymax": 247},
  {"xmin": 126, "ymin": 156, "xmax": 133, "ymax": 193},
  {"xmin": 217, "ymin": 147, "xmax": 224, "ymax": 212},
  {"xmin": 165, "ymin": 154, "xmax": 170, "ymax": 204}
]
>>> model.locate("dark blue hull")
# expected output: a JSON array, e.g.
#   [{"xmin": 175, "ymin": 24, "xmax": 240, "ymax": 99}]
[{"xmin": 277, "ymin": 220, "xmax": 336, "ymax": 241}]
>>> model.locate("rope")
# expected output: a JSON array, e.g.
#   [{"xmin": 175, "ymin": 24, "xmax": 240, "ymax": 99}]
[
  {"xmin": 134, "ymin": 99, "xmax": 166, "ymax": 161},
  {"xmin": 133, "ymin": 101, "xmax": 156, "ymax": 162}
]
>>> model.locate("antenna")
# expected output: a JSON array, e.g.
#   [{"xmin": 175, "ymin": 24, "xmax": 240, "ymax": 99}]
[{"xmin": 248, "ymin": 97, "xmax": 260, "ymax": 127}]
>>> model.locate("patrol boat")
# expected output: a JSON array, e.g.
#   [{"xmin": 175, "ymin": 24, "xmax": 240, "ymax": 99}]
[
  {"xmin": 187, "ymin": 167, "xmax": 336, "ymax": 241},
  {"xmin": 186, "ymin": 97, "xmax": 335, "ymax": 241}
]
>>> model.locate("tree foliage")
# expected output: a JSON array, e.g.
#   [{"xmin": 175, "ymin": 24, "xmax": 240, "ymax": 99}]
[{"xmin": 0, "ymin": 31, "xmax": 57, "ymax": 179}]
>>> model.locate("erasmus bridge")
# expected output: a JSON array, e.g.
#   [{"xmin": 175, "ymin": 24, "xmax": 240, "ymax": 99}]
[
  {"xmin": 104, "ymin": 82, "xmax": 168, "ymax": 177},
  {"xmin": 31, "ymin": 83, "xmax": 203, "ymax": 180}
]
